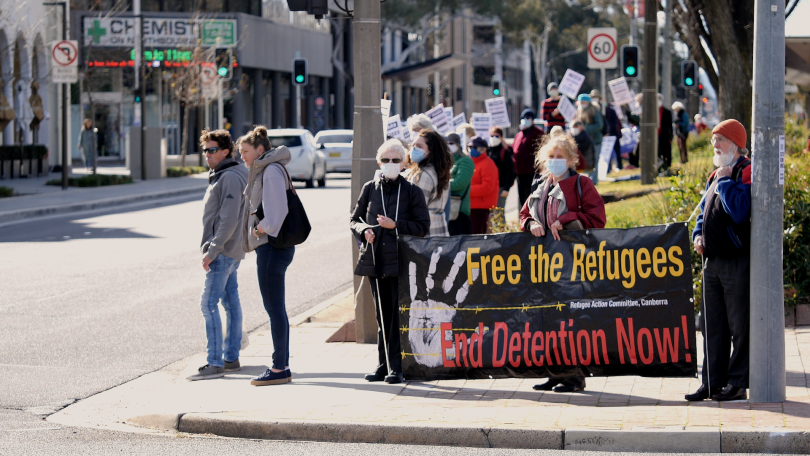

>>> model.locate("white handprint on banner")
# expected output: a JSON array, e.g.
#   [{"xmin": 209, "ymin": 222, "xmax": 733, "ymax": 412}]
[{"xmin": 407, "ymin": 248, "xmax": 480, "ymax": 367}]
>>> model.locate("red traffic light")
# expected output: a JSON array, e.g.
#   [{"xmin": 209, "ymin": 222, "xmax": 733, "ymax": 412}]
[{"xmin": 698, "ymin": 84, "xmax": 703, "ymax": 90}]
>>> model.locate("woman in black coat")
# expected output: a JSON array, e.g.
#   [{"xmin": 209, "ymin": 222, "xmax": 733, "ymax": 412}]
[
  {"xmin": 350, "ymin": 139, "xmax": 430, "ymax": 384},
  {"xmin": 487, "ymin": 126, "xmax": 516, "ymax": 209}
]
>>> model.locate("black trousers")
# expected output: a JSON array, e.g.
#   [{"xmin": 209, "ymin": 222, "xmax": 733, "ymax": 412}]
[
  {"xmin": 517, "ymin": 173, "xmax": 534, "ymax": 210},
  {"xmin": 448, "ymin": 212, "xmax": 473, "ymax": 235},
  {"xmin": 658, "ymin": 139, "xmax": 672, "ymax": 171},
  {"xmin": 369, "ymin": 276, "xmax": 402, "ymax": 374},
  {"xmin": 701, "ymin": 255, "xmax": 750, "ymax": 389}
]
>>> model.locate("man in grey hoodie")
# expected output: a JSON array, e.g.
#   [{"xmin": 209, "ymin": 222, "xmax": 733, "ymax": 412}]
[{"xmin": 188, "ymin": 129, "xmax": 249, "ymax": 381}]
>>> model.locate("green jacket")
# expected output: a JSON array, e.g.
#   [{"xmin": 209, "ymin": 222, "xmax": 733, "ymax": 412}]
[{"xmin": 450, "ymin": 152, "xmax": 474, "ymax": 216}]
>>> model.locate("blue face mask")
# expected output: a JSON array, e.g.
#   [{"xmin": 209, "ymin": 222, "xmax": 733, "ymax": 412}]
[
  {"xmin": 546, "ymin": 158, "xmax": 569, "ymax": 177},
  {"xmin": 469, "ymin": 148, "xmax": 482, "ymax": 158},
  {"xmin": 410, "ymin": 146, "xmax": 426, "ymax": 163}
]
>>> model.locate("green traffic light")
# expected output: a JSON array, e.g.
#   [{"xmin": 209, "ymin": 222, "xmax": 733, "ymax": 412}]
[
  {"xmin": 296, "ymin": 75, "xmax": 305, "ymax": 83},
  {"xmin": 493, "ymin": 89, "xmax": 500, "ymax": 95},
  {"xmin": 218, "ymin": 67, "xmax": 227, "ymax": 76},
  {"xmin": 626, "ymin": 66, "xmax": 636, "ymax": 76},
  {"xmin": 685, "ymin": 77, "xmax": 694, "ymax": 86}
]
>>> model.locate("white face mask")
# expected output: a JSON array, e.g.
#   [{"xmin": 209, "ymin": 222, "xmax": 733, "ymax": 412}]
[
  {"xmin": 570, "ymin": 127, "xmax": 581, "ymax": 136},
  {"xmin": 657, "ymin": 100, "xmax": 664, "ymax": 108},
  {"xmin": 380, "ymin": 162, "xmax": 401, "ymax": 179},
  {"xmin": 520, "ymin": 118, "xmax": 532, "ymax": 130},
  {"xmin": 489, "ymin": 136, "xmax": 501, "ymax": 147},
  {"xmin": 713, "ymin": 147, "xmax": 735, "ymax": 168},
  {"xmin": 448, "ymin": 144, "xmax": 459, "ymax": 153},
  {"xmin": 549, "ymin": 89, "xmax": 559, "ymax": 98}
]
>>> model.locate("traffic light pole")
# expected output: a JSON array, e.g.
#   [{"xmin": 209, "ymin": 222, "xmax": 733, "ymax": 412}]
[
  {"xmin": 749, "ymin": 0, "xmax": 786, "ymax": 403},
  {"xmin": 640, "ymin": 0, "xmax": 658, "ymax": 185}
]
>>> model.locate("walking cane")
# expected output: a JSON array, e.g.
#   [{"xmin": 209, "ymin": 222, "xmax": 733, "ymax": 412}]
[{"xmin": 701, "ymin": 252, "xmax": 712, "ymax": 396}]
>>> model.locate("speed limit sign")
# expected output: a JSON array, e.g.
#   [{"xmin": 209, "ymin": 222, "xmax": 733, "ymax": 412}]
[{"xmin": 587, "ymin": 28, "xmax": 617, "ymax": 69}]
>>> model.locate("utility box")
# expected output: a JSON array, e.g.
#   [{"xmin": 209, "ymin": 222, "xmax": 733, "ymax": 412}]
[{"xmin": 128, "ymin": 126, "xmax": 162, "ymax": 180}]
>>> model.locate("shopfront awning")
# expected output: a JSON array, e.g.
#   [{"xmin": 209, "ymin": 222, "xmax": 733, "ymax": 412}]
[
  {"xmin": 382, "ymin": 53, "xmax": 469, "ymax": 83},
  {"xmin": 786, "ymin": 37, "xmax": 810, "ymax": 87}
]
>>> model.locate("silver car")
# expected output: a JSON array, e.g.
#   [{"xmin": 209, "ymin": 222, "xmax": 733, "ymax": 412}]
[
  {"xmin": 266, "ymin": 129, "xmax": 327, "ymax": 188},
  {"xmin": 314, "ymin": 129, "xmax": 353, "ymax": 173}
]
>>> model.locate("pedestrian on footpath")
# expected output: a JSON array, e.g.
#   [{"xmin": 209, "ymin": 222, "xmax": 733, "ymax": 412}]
[
  {"xmin": 540, "ymin": 83, "xmax": 567, "ymax": 133},
  {"xmin": 686, "ymin": 119, "xmax": 752, "ymax": 402},
  {"xmin": 512, "ymin": 108, "xmax": 545, "ymax": 210},
  {"xmin": 592, "ymin": 90, "xmax": 624, "ymax": 171},
  {"xmin": 446, "ymin": 133, "xmax": 475, "ymax": 235},
  {"xmin": 468, "ymin": 136, "xmax": 499, "ymax": 234},
  {"xmin": 487, "ymin": 126, "xmax": 515, "ymax": 210},
  {"xmin": 187, "ymin": 129, "xmax": 249, "ymax": 381},
  {"xmin": 672, "ymin": 101, "xmax": 690, "ymax": 164},
  {"xmin": 519, "ymin": 134, "xmax": 606, "ymax": 393},
  {"xmin": 77, "ymin": 118, "xmax": 95, "ymax": 170},
  {"xmin": 239, "ymin": 126, "xmax": 297, "ymax": 387},
  {"xmin": 351, "ymin": 139, "xmax": 430, "ymax": 384},
  {"xmin": 407, "ymin": 129, "xmax": 452, "ymax": 237}
]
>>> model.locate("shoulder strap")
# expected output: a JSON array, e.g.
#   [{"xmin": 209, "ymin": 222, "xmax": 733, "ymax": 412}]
[
  {"xmin": 575, "ymin": 174, "xmax": 583, "ymax": 211},
  {"xmin": 272, "ymin": 163, "xmax": 296, "ymax": 195}
]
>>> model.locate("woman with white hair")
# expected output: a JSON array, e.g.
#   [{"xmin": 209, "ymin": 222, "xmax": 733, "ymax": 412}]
[
  {"xmin": 350, "ymin": 138, "xmax": 430, "ymax": 384},
  {"xmin": 407, "ymin": 114, "xmax": 433, "ymax": 139}
]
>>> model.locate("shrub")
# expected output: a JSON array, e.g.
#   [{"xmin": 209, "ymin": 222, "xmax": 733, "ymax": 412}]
[
  {"xmin": 46, "ymin": 175, "xmax": 133, "ymax": 187},
  {"xmin": 167, "ymin": 166, "xmax": 207, "ymax": 177},
  {"xmin": 0, "ymin": 186, "xmax": 13, "ymax": 197},
  {"xmin": 784, "ymin": 152, "xmax": 810, "ymax": 305}
]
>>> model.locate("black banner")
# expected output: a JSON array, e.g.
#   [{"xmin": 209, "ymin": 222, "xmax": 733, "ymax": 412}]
[{"xmin": 397, "ymin": 224, "xmax": 697, "ymax": 380}]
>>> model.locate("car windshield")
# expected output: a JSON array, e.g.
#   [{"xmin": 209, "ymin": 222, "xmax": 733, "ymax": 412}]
[
  {"xmin": 268, "ymin": 136, "xmax": 302, "ymax": 148},
  {"xmin": 316, "ymin": 134, "xmax": 352, "ymax": 144}
]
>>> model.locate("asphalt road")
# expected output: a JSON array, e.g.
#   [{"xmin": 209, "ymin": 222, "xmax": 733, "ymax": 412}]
[{"xmin": 0, "ymin": 175, "xmax": 353, "ymax": 422}]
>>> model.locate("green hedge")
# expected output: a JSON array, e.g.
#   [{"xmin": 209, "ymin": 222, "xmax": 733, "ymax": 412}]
[
  {"xmin": 0, "ymin": 145, "xmax": 48, "ymax": 161},
  {"xmin": 0, "ymin": 186, "xmax": 13, "ymax": 197},
  {"xmin": 166, "ymin": 166, "xmax": 207, "ymax": 177},
  {"xmin": 45, "ymin": 174, "xmax": 133, "ymax": 187}
]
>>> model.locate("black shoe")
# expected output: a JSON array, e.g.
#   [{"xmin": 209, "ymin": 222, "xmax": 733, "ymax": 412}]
[
  {"xmin": 553, "ymin": 383, "xmax": 585, "ymax": 393},
  {"xmin": 384, "ymin": 372, "xmax": 404, "ymax": 384},
  {"xmin": 685, "ymin": 384, "xmax": 722, "ymax": 401},
  {"xmin": 533, "ymin": 379, "xmax": 563, "ymax": 391},
  {"xmin": 364, "ymin": 367, "xmax": 387, "ymax": 382},
  {"xmin": 712, "ymin": 385, "xmax": 747, "ymax": 401}
]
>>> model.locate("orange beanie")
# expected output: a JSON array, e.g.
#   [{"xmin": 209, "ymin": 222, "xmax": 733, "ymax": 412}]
[{"xmin": 712, "ymin": 119, "xmax": 747, "ymax": 149}]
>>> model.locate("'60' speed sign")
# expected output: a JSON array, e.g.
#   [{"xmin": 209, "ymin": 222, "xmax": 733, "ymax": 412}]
[{"xmin": 587, "ymin": 28, "xmax": 617, "ymax": 69}]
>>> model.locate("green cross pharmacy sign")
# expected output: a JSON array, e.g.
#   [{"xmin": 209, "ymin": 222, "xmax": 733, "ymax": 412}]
[{"xmin": 201, "ymin": 20, "xmax": 237, "ymax": 47}]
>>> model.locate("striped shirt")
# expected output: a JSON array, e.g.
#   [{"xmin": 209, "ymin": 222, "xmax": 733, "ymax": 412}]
[{"xmin": 540, "ymin": 97, "xmax": 567, "ymax": 132}]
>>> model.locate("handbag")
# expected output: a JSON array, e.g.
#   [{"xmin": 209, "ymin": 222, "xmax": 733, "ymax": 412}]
[
  {"xmin": 449, "ymin": 184, "xmax": 470, "ymax": 221},
  {"xmin": 562, "ymin": 175, "xmax": 585, "ymax": 230},
  {"xmin": 256, "ymin": 163, "xmax": 311, "ymax": 248}
]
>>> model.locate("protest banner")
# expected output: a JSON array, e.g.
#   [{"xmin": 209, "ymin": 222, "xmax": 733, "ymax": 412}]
[
  {"xmin": 607, "ymin": 78, "xmax": 634, "ymax": 106},
  {"xmin": 471, "ymin": 113, "xmax": 492, "ymax": 135},
  {"xmin": 386, "ymin": 114, "xmax": 403, "ymax": 140},
  {"xmin": 558, "ymin": 69, "xmax": 586, "ymax": 99},
  {"xmin": 397, "ymin": 223, "xmax": 697, "ymax": 380},
  {"xmin": 485, "ymin": 97, "xmax": 512, "ymax": 128},
  {"xmin": 444, "ymin": 107, "xmax": 454, "ymax": 125},
  {"xmin": 452, "ymin": 113, "xmax": 466, "ymax": 129},
  {"xmin": 557, "ymin": 96, "xmax": 578, "ymax": 123},
  {"xmin": 598, "ymin": 135, "xmax": 617, "ymax": 179},
  {"xmin": 426, "ymin": 104, "xmax": 453, "ymax": 134},
  {"xmin": 381, "ymin": 98, "xmax": 392, "ymax": 136}
]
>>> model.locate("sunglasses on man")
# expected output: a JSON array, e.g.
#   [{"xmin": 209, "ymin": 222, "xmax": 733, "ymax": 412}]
[
  {"xmin": 203, "ymin": 147, "xmax": 224, "ymax": 154},
  {"xmin": 380, "ymin": 158, "xmax": 402, "ymax": 164}
]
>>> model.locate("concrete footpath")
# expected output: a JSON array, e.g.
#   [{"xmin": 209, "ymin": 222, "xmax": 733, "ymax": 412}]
[
  {"xmin": 47, "ymin": 291, "xmax": 810, "ymax": 453},
  {"xmin": 0, "ymin": 172, "xmax": 208, "ymax": 223}
]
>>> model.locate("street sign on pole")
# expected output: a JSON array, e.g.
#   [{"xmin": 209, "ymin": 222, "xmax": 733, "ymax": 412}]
[
  {"xmin": 50, "ymin": 40, "xmax": 78, "ymax": 83},
  {"xmin": 201, "ymin": 64, "xmax": 218, "ymax": 99},
  {"xmin": 587, "ymin": 28, "xmax": 618, "ymax": 69}
]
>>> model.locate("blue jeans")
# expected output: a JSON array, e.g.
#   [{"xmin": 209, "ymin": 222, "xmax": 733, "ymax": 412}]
[
  {"xmin": 256, "ymin": 243, "xmax": 295, "ymax": 370},
  {"xmin": 200, "ymin": 255, "xmax": 242, "ymax": 368}
]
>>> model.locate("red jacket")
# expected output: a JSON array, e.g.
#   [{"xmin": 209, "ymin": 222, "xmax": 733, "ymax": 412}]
[
  {"xmin": 470, "ymin": 154, "xmax": 499, "ymax": 210},
  {"xmin": 519, "ymin": 172, "xmax": 606, "ymax": 230},
  {"xmin": 511, "ymin": 126, "xmax": 545, "ymax": 175}
]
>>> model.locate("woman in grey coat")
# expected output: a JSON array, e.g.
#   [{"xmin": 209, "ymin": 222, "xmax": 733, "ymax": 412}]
[{"xmin": 77, "ymin": 118, "xmax": 95, "ymax": 169}]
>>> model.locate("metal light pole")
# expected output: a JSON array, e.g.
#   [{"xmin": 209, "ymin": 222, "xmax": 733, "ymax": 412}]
[
  {"xmin": 45, "ymin": 1, "xmax": 69, "ymax": 189},
  {"xmin": 749, "ymin": 0, "xmax": 786, "ymax": 403},
  {"xmin": 640, "ymin": 0, "xmax": 658, "ymax": 184},
  {"xmin": 662, "ymin": 0, "xmax": 673, "ymax": 109},
  {"xmin": 351, "ymin": 0, "xmax": 384, "ymax": 343},
  {"xmin": 133, "ymin": 0, "xmax": 147, "ymax": 180}
]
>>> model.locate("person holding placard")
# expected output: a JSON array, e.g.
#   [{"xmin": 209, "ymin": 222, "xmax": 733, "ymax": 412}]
[
  {"xmin": 576, "ymin": 95, "xmax": 603, "ymax": 179},
  {"xmin": 540, "ymin": 83, "xmax": 567, "ymax": 133},
  {"xmin": 591, "ymin": 90, "xmax": 623, "ymax": 171},
  {"xmin": 487, "ymin": 126, "xmax": 515, "ymax": 210},
  {"xmin": 512, "ymin": 108, "xmax": 545, "ymax": 209}
]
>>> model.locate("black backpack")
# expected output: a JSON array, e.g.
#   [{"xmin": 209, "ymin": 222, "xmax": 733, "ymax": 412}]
[{"xmin": 256, "ymin": 163, "xmax": 311, "ymax": 249}]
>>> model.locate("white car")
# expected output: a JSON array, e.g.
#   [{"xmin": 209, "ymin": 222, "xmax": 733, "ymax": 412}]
[
  {"xmin": 314, "ymin": 129, "xmax": 352, "ymax": 173},
  {"xmin": 266, "ymin": 129, "xmax": 327, "ymax": 188}
]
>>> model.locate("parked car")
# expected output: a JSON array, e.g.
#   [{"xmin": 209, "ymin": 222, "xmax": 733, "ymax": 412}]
[
  {"xmin": 266, "ymin": 129, "xmax": 327, "ymax": 188},
  {"xmin": 314, "ymin": 129, "xmax": 352, "ymax": 173}
]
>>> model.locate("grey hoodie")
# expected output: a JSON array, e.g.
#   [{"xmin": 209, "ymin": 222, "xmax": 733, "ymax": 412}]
[
  {"xmin": 242, "ymin": 145, "xmax": 292, "ymax": 252},
  {"xmin": 201, "ymin": 157, "xmax": 249, "ymax": 261}
]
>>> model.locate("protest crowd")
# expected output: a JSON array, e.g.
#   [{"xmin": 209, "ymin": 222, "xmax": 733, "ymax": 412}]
[{"xmin": 190, "ymin": 78, "xmax": 753, "ymax": 403}]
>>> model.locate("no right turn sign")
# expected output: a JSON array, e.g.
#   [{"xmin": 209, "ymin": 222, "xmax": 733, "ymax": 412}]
[{"xmin": 51, "ymin": 40, "xmax": 79, "ymax": 83}]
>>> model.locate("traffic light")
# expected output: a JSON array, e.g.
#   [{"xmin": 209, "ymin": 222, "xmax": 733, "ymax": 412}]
[
  {"xmin": 681, "ymin": 60, "xmax": 697, "ymax": 88},
  {"xmin": 698, "ymin": 83, "xmax": 704, "ymax": 96},
  {"xmin": 621, "ymin": 45, "xmax": 639, "ymax": 79},
  {"xmin": 215, "ymin": 48, "xmax": 233, "ymax": 80},
  {"xmin": 286, "ymin": 0, "xmax": 327, "ymax": 19},
  {"xmin": 492, "ymin": 80, "xmax": 501, "ymax": 96},
  {"xmin": 133, "ymin": 88, "xmax": 141, "ymax": 103},
  {"xmin": 293, "ymin": 58, "xmax": 308, "ymax": 85}
]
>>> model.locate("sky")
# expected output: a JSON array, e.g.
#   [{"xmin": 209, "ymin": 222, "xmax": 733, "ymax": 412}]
[{"xmin": 787, "ymin": 0, "xmax": 810, "ymax": 37}]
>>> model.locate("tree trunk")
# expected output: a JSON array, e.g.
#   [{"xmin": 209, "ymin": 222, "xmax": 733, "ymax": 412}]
[{"xmin": 181, "ymin": 101, "xmax": 188, "ymax": 168}]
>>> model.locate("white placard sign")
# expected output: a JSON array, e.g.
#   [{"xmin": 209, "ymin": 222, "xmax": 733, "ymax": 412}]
[
  {"xmin": 50, "ymin": 40, "xmax": 79, "ymax": 83},
  {"xmin": 628, "ymin": 90, "xmax": 642, "ymax": 114},
  {"xmin": 557, "ymin": 96, "xmax": 578, "ymax": 123},
  {"xmin": 607, "ymin": 77, "xmax": 634, "ymax": 106},
  {"xmin": 558, "ymin": 69, "xmax": 586, "ymax": 99},
  {"xmin": 444, "ymin": 107, "xmax": 454, "ymax": 125},
  {"xmin": 452, "ymin": 113, "xmax": 466, "ymax": 129},
  {"xmin": 598, "ymin": 136, "xmax": 618, "ymax": 179},
  {"xmin": 426, "ymin": 104, "xmax": 453, "ymax": 134},
  {"xmin": 485, "ymin": 97, "xmax": 512, "ymax": 128},
  {"xmin": 386, "ymin": 114, "xmax": 402, "ymax": 140},
  {"xmin": 381, "ymin": 98, "xmax": 392, "ymax": 136},
  {"xmin": 471, "ymin": 113, "xmax": 492, "ymax": 135}
]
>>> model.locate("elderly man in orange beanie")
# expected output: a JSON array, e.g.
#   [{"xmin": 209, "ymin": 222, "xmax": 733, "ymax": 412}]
[{"xmin": 686, "ymin": 119, "xmax": 752, "ymax": 402}]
